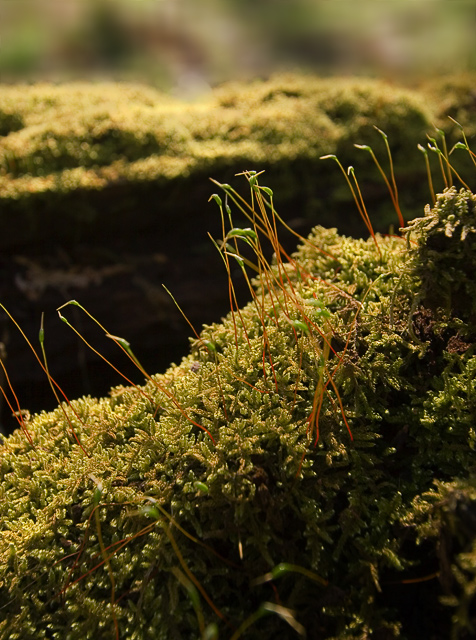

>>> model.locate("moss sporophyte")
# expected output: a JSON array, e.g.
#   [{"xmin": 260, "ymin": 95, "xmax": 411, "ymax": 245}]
[{"xmin": 0, "ymin": 167, "xmax": 476, "ymax": 637}]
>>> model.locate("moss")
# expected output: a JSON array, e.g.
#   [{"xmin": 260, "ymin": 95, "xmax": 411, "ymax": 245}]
[
  {"xmin": 0, "ymin": 181, "xmax": 475, "ymax": 638},
  {"xmin": 0, "ymin": 109, "xmax": 24, "ymax": 138},
  {"xmin": 406, "ymin": 188, "xmax": 476, "ymax": 323},
  {"xmin": 419, "ymin": 74, "xmax": 476, "ymax": 140},
  {"xmin": 406, "ymin": 477, "xmax": 476, "ymax": 639},
  {"xmin": 0, "ymin": 73, "xmax": 466, "ymax": 248}
]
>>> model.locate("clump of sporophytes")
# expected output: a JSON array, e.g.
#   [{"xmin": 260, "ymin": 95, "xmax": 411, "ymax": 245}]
[{"xmin": 0, "ymin": 137, "xmax": 475, "ymax": 639}]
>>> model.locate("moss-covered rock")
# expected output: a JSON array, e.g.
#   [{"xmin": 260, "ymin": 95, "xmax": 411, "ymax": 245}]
[
  {"xmin": 2, "ymin": 74, "xmax": 475, "ymax": 249},
  {"xmin": 0, "ymin": 181, "xmax": 475, "ymax": 639}
]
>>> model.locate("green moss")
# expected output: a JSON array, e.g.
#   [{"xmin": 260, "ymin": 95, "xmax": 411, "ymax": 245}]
[
  {"xmin": 2, "ymin": 73, "xmax": 470, "ymax": 248},
  {"xmin": 406, "ymin": 188, "xmax": 476, "ymax": 322},
  {"xmin": 405, "ymin": 476, "xmax": 476, "ymax": 640},
  {"xmin": 0, "ymin": 181, "xmax": 475, "ymax": 638},
  {"xmin": 419, "ymin": 74, "xmax": 476, "ymax": 140}
]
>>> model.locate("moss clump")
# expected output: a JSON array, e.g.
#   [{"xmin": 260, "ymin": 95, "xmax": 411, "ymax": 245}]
[
  {"xmin": 0, "ymin": 184, "xmax": 475, "ymax": 639},
  {"xmin": 405, "ymin": 188, "xmax": 476, "ymax": 323},
  {"xmin": 419, "ymin": 74, "xmax": 476, "ymax": 140},
  {"xmin": 0, "ymin": 73, "xmax": 463, "ymax": 248}
]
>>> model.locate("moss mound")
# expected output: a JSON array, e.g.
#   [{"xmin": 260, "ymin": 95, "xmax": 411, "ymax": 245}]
[
  {"xmin": 0, "ymin": 182, "xmax": 475, "ymax": 639},
  {"xmin": 1, "ymin": 74, "xmax": 474, "ymax": 249}
]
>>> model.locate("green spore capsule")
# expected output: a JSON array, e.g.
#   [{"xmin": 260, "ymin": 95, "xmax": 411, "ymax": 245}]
[
  {"xmin": 194, "ymin": 481, "xmax": 209, "ymax": 494},
  {"xmin": 210, "ymin": 194, "xmax": 222, "ymax": 207}
]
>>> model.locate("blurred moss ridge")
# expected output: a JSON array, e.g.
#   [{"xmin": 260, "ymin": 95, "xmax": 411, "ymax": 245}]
[
  {"xmin": 0, "ymin": 73, "xmax": 474, "ymax": 250},
  {"xmin": 0, "ymin": 183, "xmax": 475, "ymax": 638}
]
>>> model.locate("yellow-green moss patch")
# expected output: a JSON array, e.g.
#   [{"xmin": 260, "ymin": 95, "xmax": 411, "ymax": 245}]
[{"xmin": 0, "ymin": 183, "xmax": 475, "ymax": 638}]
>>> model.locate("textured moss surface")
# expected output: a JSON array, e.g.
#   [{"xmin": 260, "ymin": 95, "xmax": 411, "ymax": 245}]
[
  {"xmin": 1, "ymin": 74, "xmax": 474, "ymax": 248},
  {"xmin": 0, "ymin": 184, "xmax": 475, "ymax": 639}
]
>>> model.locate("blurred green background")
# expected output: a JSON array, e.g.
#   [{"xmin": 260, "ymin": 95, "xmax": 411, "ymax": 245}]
[{"xmin": 1, "ymin": 0, "xmax": 475, "ymax": 90}]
